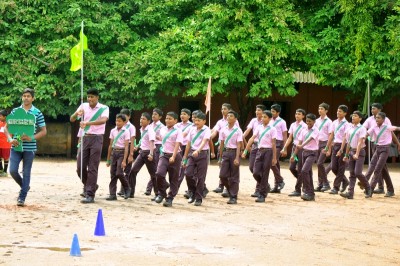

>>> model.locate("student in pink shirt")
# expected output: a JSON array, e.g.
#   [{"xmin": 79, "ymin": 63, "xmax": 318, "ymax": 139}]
[
  {"xmin": 218, "ymin": 110, "xmax": 243, "ymax": 204},
  {"xmin": 291, "ymin": 113, "xmax": 319, "ymax": 201},
  {"xmin": 281, "ymin": 109, "xmax": 307, "ymax": 197},
  {"xmin": 367, "ymin": 112, "xmax": 400, "ymax": 197},
  {"xmin": 243, "ymin": 110, "xmax": 277, "ymax": 203},
  {"xmin": 340, "ymin": 111, "xmax": 372, "ymax": 199},
  {"xmin": 105, "ymin": 114, "xmax": 131, "ymax": 200},
  {"xmin": 155, "ymin": 112, "xmax": 183, "ymax": 207},
  {"xmin": 176, "ymin": 109, "xmax": 193, "ymax": 193}
]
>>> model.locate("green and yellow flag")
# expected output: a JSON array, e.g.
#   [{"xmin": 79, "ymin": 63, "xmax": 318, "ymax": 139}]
[{"xmin": 70, "ymin": 30, "xmax": 88, "ymax": 71}]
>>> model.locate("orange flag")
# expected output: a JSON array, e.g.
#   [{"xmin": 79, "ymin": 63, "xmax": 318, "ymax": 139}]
[{"xmin": 205, "ymin": 77, "xmax": 212, "ymax": 114}]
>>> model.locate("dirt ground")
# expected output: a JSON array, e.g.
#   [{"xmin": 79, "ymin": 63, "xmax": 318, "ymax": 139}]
[{"xmin": 0, "ymin": 157, "xmax": 399, "ymax": 266}]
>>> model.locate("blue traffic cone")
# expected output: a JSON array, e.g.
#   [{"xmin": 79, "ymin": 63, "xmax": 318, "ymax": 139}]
[
  {"xmin": 94, "ymin": 209, "xmax": 105, "ymax": 236},
  {"xmin": 70, "ymin": 233, "xmax": 81, "ymax": 257}
]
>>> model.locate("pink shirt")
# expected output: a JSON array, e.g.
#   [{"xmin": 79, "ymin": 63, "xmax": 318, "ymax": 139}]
[
  {"xmin": 254, "ymin": 124, "xmax": 277, "ymax": 148},
  {"xmin": 139, "ymin": 125, "xmax": 155, "ymax": 151},
  {"xmin": 271, "ymin": 116, "xmax": 287, "ymax": 141},
  {"xmin": 188, "ymin": 125, "xmax": 211, "ymax": 150},
  {"xmin": 213, "ymin": 117, "xmax": 239, "ymax": 132},
  {"xmin": 220, "ymin": 125, "xmax": 243, "ymax": 149},
  {"xmin": 299, "ymin": 126, "xmax": 319, "ymax": 151},
  {"xmin": 345, "ymin": 124, "xmax": 366, "ymax": 149},
  {"xmin": 151, "ymin": 121, "xmax": 165, "ymax": 145},
  {"xmin": 109, "ymin": 127, "xmax": 130, "ymax": 149},
  {"xmin": 315, "ymin": 116, "xmax": 332, "ymax": 142},
  {"xmin": 363, "ymin": 116, "xmax": 391, "ymax": 141},
  {"xmin": 76, "ymin": 102, "xmax": 109, "ymax": 135},
  {"xmin": 288, "ymin": 121, "xmax": 307, "ymax": 145},
  {"xmin": 177, "ymin": 121, "xmax": 193, "ymax": 146},
  {"xmin": 329, "ymin": 118, "xmax": 350, "ymax": 144},
  {"xmin": 159, "ymin": 125, "xmax": 183, "ymax": 153},
  {"xmin": 367, "ymin": 125, "xmax": 397, "ymax": 146},
  {"xmin": 125, "ymin": 121, "xmax": 136, "ymax": 142},
  {"xmin": 246, "ymin": 117, "xmax": 263, "ymax": 143}
]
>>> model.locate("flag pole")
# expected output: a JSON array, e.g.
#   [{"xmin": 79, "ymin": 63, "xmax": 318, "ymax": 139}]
[{"xmin": 80, "ymin": 21, "xmax": 84, "ymax": 182}]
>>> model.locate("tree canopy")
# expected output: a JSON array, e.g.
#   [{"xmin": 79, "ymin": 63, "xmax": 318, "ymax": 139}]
[{"xmin": 1, "ymin": 0, "xmax": 399, "ymax": 118}]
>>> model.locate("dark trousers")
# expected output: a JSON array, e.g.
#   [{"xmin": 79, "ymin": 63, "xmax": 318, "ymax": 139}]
[
  {"xmin": 253, "ymin": 148, "xmax": 273, "ymax": 197},
  {"xmin": 271, "ymin": 140, "xmax": 284, "ymax": 186},
  {"xmin": 290, "ymin": 146, "xmax": 303, "ymax": 193},
  {"xmin": 177, "ymin": 145, "xmax": 186, "ymax": 190},
  {"xmin": 249, "ymin": 147, "xmax": 260, "ymax": 192},
  {"xmin": 369, "ymin": 145, "xmax": 394, "ymax": 193},
  {"xmin": 128, "ymin": 150, "xmax": 157, "ymax": 197},
  {"xmin": 109, "ymin": 150, "xmax": 129, "ymax": 195},
  {"xmin": 317, "ymin": 141, "xmax": 330, "ymax": 187},
  {"xmin": 185, "ymin": 150, "xmax": 208, "ymax": 201},
  {"xmin": 219, "ymin": 150, "xmax": 240, "ymax": 198},
  {"xmin": 365, "ymin": 143, "xmax": 385, "ymax": 189},
  {"xmin": 331, "ymin": 143, "xmax": 349, "ymax": 190},
  {"xmin": 77, "ymin": 135, "xmax": 103, "ymax": 197},
  {"xmin": 146, "ymin": 144, "xmax": 161, "ymax": 193},
  {"xmin": 301, "ymin": 150, "xmax": 317, "ymax": 195},
  {"xmin": 348, "ymin": 148, "xmax": 370, "ymax": 196},
  {"xmin": 156, "ymin": 153, "xmax": 182, "ymax": 199}
]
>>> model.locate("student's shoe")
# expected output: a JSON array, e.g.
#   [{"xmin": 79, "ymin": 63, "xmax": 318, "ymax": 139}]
[
  {"xmin": 373, "ymin": 188, "xmax": 385, "ymax": 194},
  {"xmin": 80, "ymin": 188, "xmax": 86, "ymax": 198},
  {"xmin": 194, "ymin": 199, "xmax": 202, "ymax": 206},
  {"xmin": 340, "ymin": 180, "xmax": 349, "ymax": 193},
  {"xmin": 227, "ymin": 197, "xmax": 237, "ymax": 204},
  {"xmin": 188, "ymin": 197, "xmax": 195, "ymax": 204},
  {"xmin": 288, "ymin": 191, "xmax": 301, "ymax": 197},
  {"xmin": 278, "ymin": 181, "xmax": 285, "ymax": 190},
  {"xmin": 221, "ymin": 189, "xmax": 230, "ymax": 198},
  {"xmin": 81, "ymin": 197, "xmax": 95, "ymax": 204},
  {"xmin": 17, "ymin": 199, "xmax": 25, "ymax": 207},
  {"xmin": 212, "ymin": 187, "xmax": 223, "ymax": 193},
  {"xmin": 314, "ymin": 186, "xmax": 322, "ymax": 192},
  {"xmin": 384, "ymin": 191, "xmax": 395, "ymax": 197},
  {"xmin": 339, "ymin": 192, "xmax": 353, "ymax": 199},
  {"xmin": 202, "ymin": 187, "xmax": 209, "ymax": 198},
  {"xmin": 124, "ymin": 188, "xmax": 131, "ymax": 200},
  {"xmin": 144, "ymin": 191, "xmax": 151, "ymax": 196},
  {"xmin": 301, "ymin": 193, "xmax": 315, "ymax": 201},
  {"xmin": 255, "ymin": 196, "xmax": 265, "ymax": 203},
  {"xmin": 269, "ymin": 187, "xmax": 281, "ymax": 193},
  {"xmin": 329, "ymin": 188, "xmax": 338, "ymax": 195},
  {"xmin": 320, "ymin": 185, "xmax": 331, "ymax": 192},
  {"xmin": 365, "ymin": 188, "xmax": 372, "ymax": 198},
  {"xmin": 155, "ymin": 195, "xmax": 164, "ymax": 204},
  {"xmin": 117, "ymin": 189, "xmax": 125, "ymax": 197},
  {"xmin": 163, "ymin": 198, "xmax": 173, "ymax": 207},
  {"xmin": 251, "ymin": 191, "xmax": 260, "ymax": 198},
  {"xmin": 357, "ymin": 181, "xmax": 365, "ymax": 190},
  {"xmin": 106, "ymin": 195, "xmax": 117, "ymax": 201},
  {"xmin": 151, "ymin": 196, "xmax": 157, "ymax": 201}
]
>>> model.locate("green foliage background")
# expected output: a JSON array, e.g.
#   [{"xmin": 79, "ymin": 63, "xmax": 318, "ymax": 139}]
[{"xmin": 1, "ymin": 0, "xmax": 399, "ymax": 118}]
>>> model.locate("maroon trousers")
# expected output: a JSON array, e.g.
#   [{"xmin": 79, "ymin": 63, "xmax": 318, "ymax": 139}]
[
  {"xmin": 156, "ymin": 152, "xmax": 182, "ymax": 199},
  {"xmin": 76, "ymin": 135, "xmax": 103, "ymax": 197},
  {"xmin": 365, "ymin": 143, "xmax": 385, "ymax": 189},
  {"xmin": 185, "ymin": 150, "xmax": 209, "ymax": 201},
  {"xmin": 177, "ymin": 145, "xmax": 186, "ymax": 190},
  {"xmin": 301, "ymin": 150, "xmax": 317, "ymax": 196},
  {"xmin": 290, "ymin": 146, "xmax": 304, "ymax": 193},
  {"xmin": 271, "ymin": 140, "xmax": 284, "ymax": 186},
  {"xmin": 128, "ymin": 150, "xmax": 157, "ymax": 197},
  {"xmin": 146, "ymin": 144, "xmax": 161, "ymax": 193},
  {"xmin": 316, "ymin": 141, "xmax": 330, "ymax": 187},
  {"xmin": 331, "ymin": 143, "xmax": 349, "ymax": 190},
  {"xmin": 249, "ymin": 146, "xmax": 260, "ymax": 192},
  {"xmin": 219, "ymin": 150, "xmax": 240, "ymax": 198},
  {"xmin": 369, "ymin": 145, "xmax": 394, "ymax": 193},
  {"xmin": 252, "ymin": 148, "xmax": 273, "ymax": 197},
  {"xmin": 348, "ymin": 148, "xmax": 370, "ymax": 196},
  {"xmin": 109, "ymin": 150, "xmax": 129, "ymax": 195}
]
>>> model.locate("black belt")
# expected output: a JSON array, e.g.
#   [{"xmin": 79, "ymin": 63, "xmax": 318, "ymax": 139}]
[
  {"xmin": 224, "ymin": 148, "xmax": 237, "ymax": 152},
  {"xmin": 113, "ymin": 148, "xmax": 125, "ymax": 152},
  {"xmin": 191, "ymin": 149, "xmax": 208, "ymax": 153},
  {"xmin": 85, "ymin": 134, "xmax": 103, "ymax": 136},
  {"xmin": 259, "ymin": 148, "xmax": 272, "ymax": 151}
]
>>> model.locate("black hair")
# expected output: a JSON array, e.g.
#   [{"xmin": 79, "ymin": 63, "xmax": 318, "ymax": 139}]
[
  {"xmin": 271, "ymin": 104, "xmax": 281, "ymax": 113},
  {"xmin": 338, "ymin": 105, "xmax": 348, "ymax": 113},
  {"xmin": 181, "ymin": 108, "xmax": 191, "ymax": 116},
  {"xmin": 116, "ymin": 113, "xmax": 127, "ymax": 122},
  {"xmin": 120, "ymin": 108, "xmax": 131, "ymax": 117},
  {"xmin": 0, "ymin": 110, "xmax": 8, "ymax": 116},
  {"xmin": 23, "ymin": 88, "xmax": 35, "ymax": 97},
  {"xmin": 352, "ymin": 111, "xmax": 364, "ymax": 122},
  {"xmin": 222, "ymin": 103, "xmax": 232, "ymax": 110},
  {"xmin": 196, "ymin": 112, "xmax": 206, "ymax": 120},
  {"xmin": 319, "ymin": 102, "xmax": 330, "ymax": 111},
  {"xmin": 376, "ymin": 111, "xmax": 386, "ymax": 120},
  {"xmin": 153, "ymin": 108, "xmax": 163, "ymax": 116},
  {"xmin": 141, "ymin": 112, "xmax": 151, "ymax": 121},
  {"xmin": 296, "ymin": 109, "xmax": 306, "ymax": 116},
  {"xmin": 306, "ymin": 113, "xmax": 317, "ymax": 121},
  {"xmin": 256, "ymin": 104, "xmax": 266, "ymax": 110},
  {"xmin": 371, "ymin": 103, "xmax": 383, "ymax": 110},
  {"xmin": 166, "ymin": 111, "xmax": 178, "ymax": 120},
  {"xmin": 262, "ymin": 110, "xmax": 272, "ymax": 118},
  {"xmin": 87, "ymin": 88, "xmax": 99, "ymax": 96},
  {"xmin": 228, "ymin": 110, "xmax": 238, "ymax": 118}
]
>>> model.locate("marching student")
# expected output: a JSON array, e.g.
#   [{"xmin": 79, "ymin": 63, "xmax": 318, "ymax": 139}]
[
  {"xmin": 242, "ymin": 104, "xmax": 266, "ymax": 197},
  {"xmin": 340, "ymin": 111, "xmax": 372, "ymax": 199},
  {"xmin": 281, "ymin": 109, "xmax": 307, "ymax": 197},
  {"xmin": 105, "ymin": 114, "xmax": 131, "ymax": 200},
  {"xmin": 154, "ymin": 112, "xmax": 183, "ymax": 207},
  {"xmin": 176, "ymin": 108, "xmax": 193, "ymax": 192},
  {"xmin": 242, "ymin": 110, "xmax": 277, "ymax": 203},
  {"xmin": 182, "ymin": 112, "xmax": 211, "ymax": 206},
  {"xmin": 324, "ymin": 105, "xmax": 350, "ymax": 195},
  {"xmin": 315, "ymin": 103, "xmax": 333, "ymax": 192},
  {"xmin": 269, "ymin": 104, "xmax": 287, "ymax": 193},
  {"xmin": 218, "ymin": 110, "xmax": 243, "ymax": 204},
  {"xmin": 127, "ymin": 112, "xmax": 156, "ymax": 198},
  {"xmin": 366, "ymin": 112, "xmax": 400, "ymax": 197},
  {"xmin": 290, "ymin": 113, "xmax": 319, "ymax": 201}
]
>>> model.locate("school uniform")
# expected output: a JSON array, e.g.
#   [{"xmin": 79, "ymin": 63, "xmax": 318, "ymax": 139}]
[
  {"xmin": 176, "ymin": 121, "xmax": 193, "ymax": 189},
  {"xmin": 367, "ymin": 124, "xmax": 397, "ymax": 194},
  {"xmin": 298, "ymin": 125, "xmax": 319, "ymax": 199},
  {"xmin": 288, "ymin": 120, "xmax": 307, "ymax": 192},
  {"xmin": 329, "ymin": 118, "xmax": 350, "ymax": 193},
  {"xmin": 185, "ymin": 125, "xmax": 211, "ymax": 203},
  {"xmin": 343, "ymin": 123, "xmax": 371, "ymax": 198},
  {"xmin": 145, "ymin": 121, "xmax": 165, "ymax": 194},
  {"xmin": 315, "ymin": 116, "xmax": 333, "ymax": 189},
  {"xmin": 270, "ymin": 116, "xmax": 286, "ymax": 190},
  {"xmin": 252, "ymin": 124, "xmax": 277, "ymax": 199},
  {"xmin": 108, "ymin": 127, "xmax": 130, "ymax": 196},
  {"xmin": 123, "ymin": 121, "xmax": 136, "ymax": 176},
  {"xmin": 246, "ymin": 118, "xmax": 263, "ymax": 174},
  {"xmin": 155, "ymin": 125, "xmax": 183, "ymax": 202},
  {"xmin": 128, "ymin": 125, "xmax": 156, "ymax": 197},
  {"xmin": 219, "ymin": 125, "xmax": 243, "ymax": 201}
]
